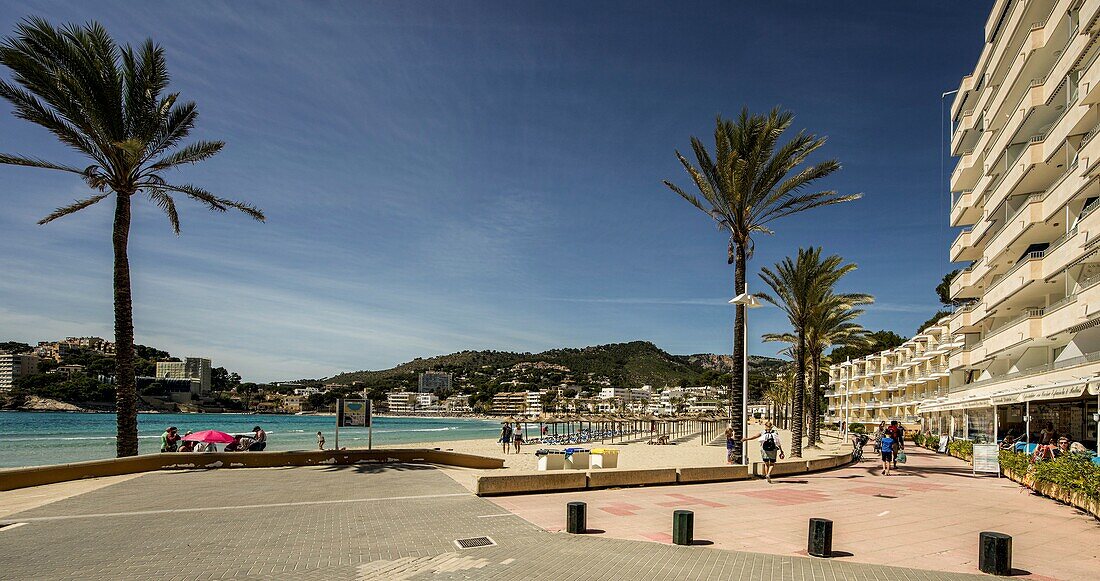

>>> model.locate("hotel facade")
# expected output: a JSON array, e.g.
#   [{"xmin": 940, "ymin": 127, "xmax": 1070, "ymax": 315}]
[
  {"xmin": 830, "ymin": 0, "xmax": 1100, "ymax": 446},
  {"xmin": 825, "ymin": 321, "xmax": 960, "ymax": 426}
]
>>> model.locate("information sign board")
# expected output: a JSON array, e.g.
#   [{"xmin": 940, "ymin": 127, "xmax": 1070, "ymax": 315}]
[
  {"xmin": 972, "ymin": 443, "xmax": 1000, "ymax": 475},
  {"xmin": 338, "ymin": 399, "xmax": 370, "ymax": 427}
]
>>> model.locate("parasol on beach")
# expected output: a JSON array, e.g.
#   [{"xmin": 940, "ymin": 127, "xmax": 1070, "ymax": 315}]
[{"xmin": 181, "ymin": 430, "xmax": 236, "ymax": 444}]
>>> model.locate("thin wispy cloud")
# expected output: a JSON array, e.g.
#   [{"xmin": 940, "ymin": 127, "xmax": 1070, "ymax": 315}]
[{"xmin": 0, "ymin": 1, "xmax": 986, "ymax": 380}]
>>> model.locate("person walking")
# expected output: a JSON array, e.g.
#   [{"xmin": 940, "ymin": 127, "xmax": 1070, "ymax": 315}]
[
  {"xmin": 512, "ymin": 426, "xmax": 524, "ymax": 453},
  {"xmin": 499, "ymin": 422, "xmax": 513, "ymax": 454},
  {"xmin": 743, "ymin": 421, "xmax": 784, "ymax": 482},
  {"xmin": 725, "ymin": 427, "xmax": 736, "ymax": 465},
  {"xmin": 888, "ymin": 420, "xmax": 905, "ymax": 469},
  {"xmin": 880, "ymin": 428, "xmax": 897, "ymax": 476},
  {"xmin": 873, "ymin": 421, "xmax": 886, "ymax": 454}
]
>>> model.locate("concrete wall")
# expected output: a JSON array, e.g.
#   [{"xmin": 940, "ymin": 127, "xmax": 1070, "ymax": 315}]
[
  {"xmin": 0, "ymin": 449, "xmax": 504, "ymax": 492},
  {"xmin": 477, "ymin": 453, "xmax": 852, "ymax": 496}
]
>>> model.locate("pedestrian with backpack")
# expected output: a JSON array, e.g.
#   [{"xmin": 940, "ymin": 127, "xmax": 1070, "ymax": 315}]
[{"xmin": 743, "ymin": 421, "xmax": 784, "ymax": 482}]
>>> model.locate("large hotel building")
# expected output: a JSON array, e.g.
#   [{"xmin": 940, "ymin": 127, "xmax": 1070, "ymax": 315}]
[{"xmin": 829, "ymin": 0, "xmax": 1100, "ymax": 445}]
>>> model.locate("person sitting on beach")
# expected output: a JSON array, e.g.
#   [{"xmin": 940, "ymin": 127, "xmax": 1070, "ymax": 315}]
[
  {"xmin": 225, "ymin": 435, "xmax": 248, "ymax": 452},
  {"xmin": 178, "ymin": 432, "xmax": 196, "ymax": 453},
  {"xmin": 248, "ymin": 426, "xmax": 267, "ymax": 451},
  {"xmin": 317, "ymin": 431, "xmax": 326, "ymax": 450},
  {"xmin": 160, "ymin": 426, "xmax": 180, "ymax": 453}
]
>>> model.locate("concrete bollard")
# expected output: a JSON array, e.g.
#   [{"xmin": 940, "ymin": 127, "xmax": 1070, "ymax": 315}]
[
  {"xmin": 807, "ymin": 518, "xmax": 833, "ymax": 557},
  {"xmin": 566, "ymin": 501, "xmax": 586, "ymax": 534},
  {"xmin": 978, "ymin": 531, "xmax": 1012, "ymax": 575},
  {"xmin": 672, "ymin": 510, "xmax": 694, "ymax": 545}
]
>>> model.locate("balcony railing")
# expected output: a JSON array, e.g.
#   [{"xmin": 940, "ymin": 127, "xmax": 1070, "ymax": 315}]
[
  {"xmin": 984, "ymin": 307, "xmax": 1044, "ymax": 340},
  {"xmin": 950, "ymin": 350, "xmax": 1100, "ymax": 393}
]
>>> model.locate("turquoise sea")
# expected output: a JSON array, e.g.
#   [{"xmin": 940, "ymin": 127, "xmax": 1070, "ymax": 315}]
[{"xmin": 0, "ymin": 411, "xmax": 501, "ymax": 468}]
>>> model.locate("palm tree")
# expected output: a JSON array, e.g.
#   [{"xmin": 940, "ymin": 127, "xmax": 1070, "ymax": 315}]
[
  {"xmin": 805, "ymin": 295, "xmax": 871, "ymax": 445},
  {"xmin": 0, "ymin": 19, "xmax": 264, "ymax": 456},
  {"xmin": 756, "ymin": 248, "xmax": 858, "ymax": 457},
  {"xmin": 665, "ymin": 107, "xmax": 859, "ymax": 462}
]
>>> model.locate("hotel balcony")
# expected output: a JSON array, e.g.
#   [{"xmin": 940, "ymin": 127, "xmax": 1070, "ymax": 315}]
[
  {"xmin": 951, "ymin": 189, "xmax": 981, "ymax": 227},
  {"xmin": 951, "ymin": 227, "xmax": 981, "ymax": 262},
  {"xmin": 983, "ymin": 308, "xmax": 1045, "ymax": 356},
  {"xmin": 982, "ymin": 251, "xmax": 1046, "ymax": 309},
  {"xmin": 1042, "ymin": 274, "xmax": 1100, "ymax": 338}
]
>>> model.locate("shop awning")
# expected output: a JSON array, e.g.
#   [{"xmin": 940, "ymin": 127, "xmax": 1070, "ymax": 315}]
[{"xmin": 919, "ymin": 376, "xmax": 1099, "ymax": 412}]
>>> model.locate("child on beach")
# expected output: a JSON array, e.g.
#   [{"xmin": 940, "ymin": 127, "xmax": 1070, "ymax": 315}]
[{"xmin": 317, "ymin": 431, "xmax": 326, "ymax": 450}]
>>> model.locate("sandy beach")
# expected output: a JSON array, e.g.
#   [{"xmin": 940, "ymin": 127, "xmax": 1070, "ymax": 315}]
[{"xmin": 389, "ymin": 423, "xmax": 849, "ymax": 475}]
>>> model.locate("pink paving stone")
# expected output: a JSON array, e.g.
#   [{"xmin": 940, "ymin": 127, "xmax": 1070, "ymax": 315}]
[
  {"xmin": 846, "ymin": 485, "xmax": 910, "ymax": 497},
  {"xmin": 491, "ymin": 446, "xmax": 1100, "ymax": 580},
  {"xmin": 655, "ymin": 493, "xmax": 726, "ymax": 508}
]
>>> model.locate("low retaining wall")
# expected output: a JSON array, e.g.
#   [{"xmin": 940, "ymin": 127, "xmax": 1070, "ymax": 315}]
[
  {"xmin": 476, "ymin": 472, "xmax": 587, "ymax": 495},
  {"xmin": 677, "ymin": 465, "xmax": 750, "ymax": 483},
  {"xmin": 1002, "ymin": 467, "xmax": 1100, "ymax": 521},
  {"xmin": 588, "ymin": 468, "xmax": 677, "ymax": 489},
  {"xmin": 476, "ymin": 452, "xmax": 852, "ymax": 496},
  {"xmin": 0, "ymin": 449, "xmax": 504, "ymax": 492}
]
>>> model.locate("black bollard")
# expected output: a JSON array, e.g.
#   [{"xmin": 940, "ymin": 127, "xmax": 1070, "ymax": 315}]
[
  {"xmin": 672, "ymin": 510, "xmax": 694, "ymax": 545},
  {"xmin": 807, "ymin": 518, "xmax": 833, "ymax": 558},
  {"xmin": 566, "ymin": 501, "xmax": 586, "ymax": 534},
  {"xmin": 978, "ymin": 531, "xmax": 1012, "ymax": 575}
]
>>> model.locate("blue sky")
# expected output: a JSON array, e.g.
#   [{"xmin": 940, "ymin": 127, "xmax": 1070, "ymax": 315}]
[{"xmin": 0, "ymin": 1, "xmax": 990, "ymax": 381}]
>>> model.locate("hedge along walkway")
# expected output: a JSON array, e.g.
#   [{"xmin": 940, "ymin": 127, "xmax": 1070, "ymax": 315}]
[{"xmin": 491, "ymin": 446, "xmax": 1100, "ymax": 580}]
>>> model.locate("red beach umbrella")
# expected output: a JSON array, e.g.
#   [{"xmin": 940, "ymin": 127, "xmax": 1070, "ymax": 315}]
[{"xmin": 181, "ymin": 430, "xmax": 236, "ymax": 444}]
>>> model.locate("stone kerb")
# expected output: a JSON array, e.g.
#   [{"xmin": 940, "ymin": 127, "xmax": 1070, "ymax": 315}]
[
  {"xmin": 587, "ymin": 468, "xmax": 678, "ymax": 488},
  {"xmin": 677, "ymin": 465, "xmax": 750, "ymax": 483},
  {"xmin": 476, "ymin": 471, "xmax": 588, "ymax": 496}
]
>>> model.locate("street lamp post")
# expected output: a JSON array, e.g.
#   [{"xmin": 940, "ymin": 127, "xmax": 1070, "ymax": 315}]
[{"xmin": 730, "ymin": 289, "xmax": 762, "ymax": 465}]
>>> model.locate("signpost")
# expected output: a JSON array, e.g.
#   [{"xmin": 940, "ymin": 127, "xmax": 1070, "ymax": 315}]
[
  {"xmin": 973, "ymin": 443, "xmax": 1000, "ymax": 476},
  {"xmin": 937, "ymin": 435, "xmax": 949, "ymax": 454},
  {"xmin": 335, "ymin": 394, "xmax": 372, "ymax": 450}
]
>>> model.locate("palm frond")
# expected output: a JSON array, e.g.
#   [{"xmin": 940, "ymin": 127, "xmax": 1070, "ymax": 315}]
[
  {"xmin": 38, "ymin": 192, "xmax": 110, "ymax": 224},
  {"xmin": 161, "ymin": 183, "xmax": 266, "ymax": 222}
]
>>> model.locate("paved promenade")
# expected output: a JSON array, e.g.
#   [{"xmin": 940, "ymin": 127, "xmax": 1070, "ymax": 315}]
[
  {"xmin": 492, "ymin": 446, "xmax": 1100, "ymax": 580},
  {"xmin": 0, "ymin": 448, "xmax": 1093, "ymax": 579}
]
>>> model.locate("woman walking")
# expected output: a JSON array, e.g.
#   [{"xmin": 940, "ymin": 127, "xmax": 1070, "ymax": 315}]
[
  {"xmin": 743, "ymin": 421, "xmax": 785, "ymax": 482},
  {"xmin": 873, "ymin": 421, "xmax": 886, "ymax": 454}
]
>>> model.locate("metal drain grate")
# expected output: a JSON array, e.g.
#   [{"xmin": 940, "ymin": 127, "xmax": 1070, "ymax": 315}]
[{"xmin": 454, "ymin": 536, "xmax": 495, "ymax": 549}]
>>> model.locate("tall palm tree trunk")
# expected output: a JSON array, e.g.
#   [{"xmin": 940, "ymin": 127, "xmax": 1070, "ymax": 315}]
[
  {"xmin": 807, "ymin": 351, "xmax": 821, "ymax": 446},
  {"xmin": 791, "ymin": 335, "xmax": 805, "ymax": 458},
  {"xmin": 731, "ymin": 242, "xmax": 746, "ymax": 463},
  {"xmin": 113, "ymin": 193, "xmax": 138, "ymax": 457}
]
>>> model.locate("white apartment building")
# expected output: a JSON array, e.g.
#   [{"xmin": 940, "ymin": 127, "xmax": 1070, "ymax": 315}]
[
  {"xmin": 0, "ymin": 352, "xmax": 40, "ymax": 391},
  {"xmin": 927, "ymin": 0, "xmax": 1100, "ymax": 444},
  {"xmin": 387, "ymin": 391, "xmax": 418, "ymax": 414},
  {"xmin": 826, "ymin": 321, "xmax": 961, "ymax": 425},
  {"xmin": 416, "ymin": 392, "xmax": 440, "ymax": 410},
  {"xmin": 156, "ymin": 357, "xmax": 212, "ymax": 394}
]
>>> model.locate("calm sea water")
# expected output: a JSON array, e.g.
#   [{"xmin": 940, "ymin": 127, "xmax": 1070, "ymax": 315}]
[{"xmin": 0, "ymin": 411, "xmax": 501, "ymax": 468}]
